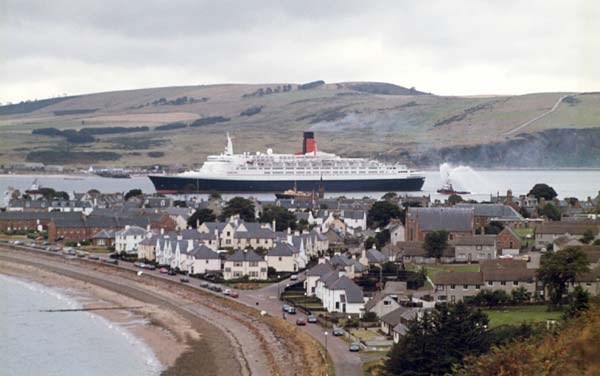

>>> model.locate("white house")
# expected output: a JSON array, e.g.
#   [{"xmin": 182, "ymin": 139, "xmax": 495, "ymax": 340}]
[
  {"xmin": 315, "ymin": 271, "xmax": 365, "ymax": 316},
  {"xmin": 223, "ymin": 250, "xmax": 268, "ymax": 280},
  {"xmin": 187, "ymin": 245, "xmax": 221, "ymax": 275},
  {"xmin": 114, "ymin": 225, "xmax": 149, "ymax": 254},
  {"xmin": 388, "ymin": 221, "xmax": 405, "ymax": 244},
  {"xmin": 342, "ymin": 209, "xmax": 367, "ymax": 233},
  {"xmin": 265, "ymin": 242, "xmax": 307, "ymax": 273},
  {"xmin": 305, "ymin": 262, "xmax": 335, "ymax": 296}
]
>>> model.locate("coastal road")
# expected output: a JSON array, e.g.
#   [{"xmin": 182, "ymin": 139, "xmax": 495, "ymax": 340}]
[
  {"xmin": 239, "ymin": 278, "xmax": 363, "ymax": 376},
  {"xmin": 502, "ymin": 94, "xmax": 571, "ymax": 136}
]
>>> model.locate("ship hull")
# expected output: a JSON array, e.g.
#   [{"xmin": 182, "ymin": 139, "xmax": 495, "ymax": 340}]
[{"xmin": 148, "ymin": 175, "xmax": 425, "ymax": 193}]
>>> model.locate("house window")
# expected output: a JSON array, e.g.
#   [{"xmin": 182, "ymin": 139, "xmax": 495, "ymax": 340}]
[
  {"xmin": 500, "ymin": 281, "xmax": 506, "ymax": 286},
  {"xmin": 487, "ymin": 281, "xmax": 493, "ymax": 286},
  {"xmin": 249, "ymin": 261, "xmax": 258, "ymax": 267},
  {"xmin": 227, "ymin": 231, "xmax": 231, "ymax": 236},
  {"xmin": 249, "ymin": 271, "xmax": 258, "ymax": 277},
  {"xmin": 438, "ymin": 295, "xmax": 447, "ymax": 301},
  {"xmin": 463, "ymin": 285, "xmax": 468, "ymax": 290},
  {"xmin": 513, "ymin": 281, "xmax": 519, "ymax": 286},
  {"xmin": 475, "ymin": 284, "xmax": 481, "ymax": 289},
  {"xmin": 233, "ymin": 272, "xmax": 242, "ymax": 278},
  {"xmin": 451, "ymin": 296, "xmax": 456, "ymax": 303},
  {"xmin": 234, "ymin": 262, "xmax": 242, "ymax": 267},
  {"xmin": 206, "ymin": 260, "xmax": 209, "ymax": 264},
  {"xmin": 335, "ymin": 302, "xmax": 339, "ymax": 309},
  {"xmin": 450, "ymin": 284, "xmax": 456, "ymax": 289},
  {"xmin": 383, "ymin": 300, "xmax": 391, "ymax": 306}
]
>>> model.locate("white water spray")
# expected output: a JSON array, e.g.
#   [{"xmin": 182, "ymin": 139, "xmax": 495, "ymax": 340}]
[{"xmin": 438, "ymin": 163, "xmax": 491, "ymax": 194}]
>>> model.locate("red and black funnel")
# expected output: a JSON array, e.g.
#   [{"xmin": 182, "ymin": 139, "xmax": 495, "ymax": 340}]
[{"xmin": 303, "ymin": 132, "xmax": 317, "ymax": 154}]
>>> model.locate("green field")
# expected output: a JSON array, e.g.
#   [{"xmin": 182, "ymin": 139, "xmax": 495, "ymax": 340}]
[
  {"xmin": 484, "ymin": 305, "xmax": 562, "ymax": 328},
  {"xmin": 422, "ymin": 264, "xmax": 480, "ymax": 279}
]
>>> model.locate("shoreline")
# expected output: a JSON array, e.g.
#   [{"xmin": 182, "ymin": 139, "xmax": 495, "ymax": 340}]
[{"xmin": 0, "ymin": 261, "xmax": 189, "ymax": 373}]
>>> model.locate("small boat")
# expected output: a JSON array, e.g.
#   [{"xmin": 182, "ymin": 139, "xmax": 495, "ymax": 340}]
[
  {"xmin": 437, "ymin": 182, "xmax": 470, "ymax": 195},
  {"xmin": 275, "ymin": 188, "xmax": 313, "ymax": 200}
]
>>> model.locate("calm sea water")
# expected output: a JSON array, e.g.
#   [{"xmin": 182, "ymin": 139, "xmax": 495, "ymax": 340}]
[
  {"xmin": 0, "ymin": 274, "xmax": 161, "ymax": 376},
  {"xmin": 1, "ymin": 167, "xmax": 599, "ymax": 204}
]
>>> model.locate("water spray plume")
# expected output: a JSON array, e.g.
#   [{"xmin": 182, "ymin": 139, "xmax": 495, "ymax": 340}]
[{"xmin": 438, "ymin": 163, "xmax": 490, "ymax": 193}]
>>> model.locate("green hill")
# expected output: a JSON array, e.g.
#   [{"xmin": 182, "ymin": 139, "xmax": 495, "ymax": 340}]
[{"xmin": 1, "ymin": 82, "xmax": 598, "ymax": 167}]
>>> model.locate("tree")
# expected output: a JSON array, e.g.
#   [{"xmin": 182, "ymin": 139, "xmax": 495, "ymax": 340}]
[
  {"xmin": 375, "ymin": 229, "xmax": 390, "ymax": 248},
  {"xmin": 528, "ymin": 183, "xmax": 558, "ymax": 201},
  {"xmin": 187, "ymin": 208, "xmax": 216, "ymax": 228},
  {"xmin": 448, "ymin": 194, "xmax": 463, "ymax": 205},
  {"xmin": 386, "ymin": 302, "xmax": 489, "ymax": 375},
  {"xmin": 510, "ymin": 286, "xmax": 532, "ymax": 305},
  {"xmin": 484, "ymin": 221, "xmax": 504, "ymax": 235},
  {"xmin": 381, "ymin": 192, "xmax": 398, "ymax": 201},
  {"xmin": 259, "ymin": 205, "xmax": 297, "ymax": 231},
  {"xmin": 563, "ymin": 286, "xmax": 590, "ymax": 319},
  {"xmin": 537, "ymin": 247, "xmax": 590, "ymax": 309},
  {"xmin": 219, "ymin": 197, "xmax": 255, "ymax": 222},
  {"xmin": 364, "ymin": 236, "xmax": 376, "ymax": 250},
  {"xmin": 518, "ymin": 205, "xmax": 530, "ymax": 218},
  {"xmin": 367, "ymin": 201, "xmax": 403, "ymax": 228},
  {"xmin": 125, "ymin": 189, "xmax": 143, "ymax": 201},
  {"xmin": 424, "ymin": 230, "xmax": 449, "ymax": 259},
  {"xmin": 540, "ymin": 203, "xmax": 561, "ymax": 221},
  {"xmin": 580, "ymin": 229, "xmax": 595, "ymax": 244}
]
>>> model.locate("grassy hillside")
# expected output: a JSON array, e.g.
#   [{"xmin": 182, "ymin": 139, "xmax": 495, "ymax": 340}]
[{"xmin": 1, "ymin": 82, "xmax": 598, "ymax": 167}]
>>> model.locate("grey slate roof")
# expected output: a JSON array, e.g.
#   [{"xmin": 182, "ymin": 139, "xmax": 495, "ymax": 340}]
[
  {"xmin": 227, "ymin": 250, "xmax": 265, "ymax": 262},
  {"xmin": 456, "ymin": 204, "xmax": 523, "ymax": 220},
  {"xmin": 451, "ymin": 235, "xmax": 497, "ymax": 246},
  {"xmin": 116, "ymin": 225, "xmax": 147, "ymax": 237},
  {"xmin": 319, "ymin": 272, "xmax": 364, "ymax": 303},
  {"xmin": 0, "ymin": 211, "xmax": 81, "ymax": 221},
  {"xmin": 308, "ymin": 262, "xmax": 334, "ymax": 277},
  {"xmin": 380, "ymin": 307, "xmax": 410, "ymax": 327},
  {"xmin": 189, "ymin": 245, "xmax": 220, "ymax": 259},
  {"xmin": 268, "ymin": 242, "xmax": 297, "ymax": 257},
  {"xmin": 409, "ymin": 207, "xmax": 473, "ymax": 232},
  {"xmin": 92, "ymin": 229, "xmax": 115, "ymax": 239},
  {"xmin": 343, "ymin": 210, "xmax": 366, "ymax": 220},
  {"xmin": 366, "ymin": 248, "xmax": 387, "ymax": 263}
]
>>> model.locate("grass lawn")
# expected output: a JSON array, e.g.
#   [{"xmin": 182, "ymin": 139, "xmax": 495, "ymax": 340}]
[
  {"xmin": 513, "ymin": 228, "xmax": 534, "ymax": 247},
  {"xmin": 484, "ymin": 305, "xmax": 562, "ymax": 328},
  {"xmin": 423, "ymin": 264, "xmax": 480, "ymax": 279},
  {"xmin": 349, "ymin": 328, "xmax": 381, "ymax": 341}
]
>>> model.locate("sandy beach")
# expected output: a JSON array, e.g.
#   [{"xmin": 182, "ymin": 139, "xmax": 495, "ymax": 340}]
[{"xmin": 0, "ymin": 261, "xmax": 190, "ymax": 370}]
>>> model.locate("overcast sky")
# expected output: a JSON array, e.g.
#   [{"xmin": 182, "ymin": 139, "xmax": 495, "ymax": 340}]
[{"xmin": 1, "ymin": 0, "xmax": 599, "ymax": 103}]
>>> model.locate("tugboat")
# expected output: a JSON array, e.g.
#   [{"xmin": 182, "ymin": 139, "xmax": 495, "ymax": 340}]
[
  {"xmin": 437, "ymin": 182, "xmax": 470, "ymax": 195},
  {"xmin": 275, "ymin": 188, "xmax": 313, "ymax": 200}
]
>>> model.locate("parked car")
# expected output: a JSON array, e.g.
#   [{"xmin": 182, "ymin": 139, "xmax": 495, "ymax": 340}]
[
  {"xmin": 159, "ymin": 268, "xmax": 169, "ymax": 274},
  {"xmin": 296, "ymin": 318, "xmax": 306, "ymax": 326},
  {"xmin": 282, "ymin": 304, "xmax": 291, "ymax": 312},
  {"xmin": 168, "ymin": 269, "xmax": 177, "ymax": 276},
  {"xmin": 349, "ymin": 343, "xmax": 360, "ymax": 352},
  {"xmin": 332, "ymin": 328, "xmax": 344, "ymax": 336},
  {"xmin": 103, "ymin": 259, "xmax": 118, "ymax": 265},
  {"xmin": 199, "ymin": 282, "xmax": 210, "ymax": 288},
  {"xmin": 76, "ymin": 251, "xmax": 87, "ymax": 258},
  {"xmin": 180, "ymin": 277, "xmax": 190, "ymax": 283},
  {"xmin": 287, "ymin": 307, "xmax": 297, "ymax": 314},
  {"xmin": 210, "ymin": 285, "xmax": 222, "ymax": 292},
  {"xmin": 223, "ymin": 289, "xmax": 232, "ymax": 296},
  {"xmin": 88, "ymin": 254, "xmax": 100, "ymax": 260},
  {"xmin": 307, "ymin": 315, "xmax": 318, "ymax": 323},
  {"xmin": 290, "ymin": 274, "xmax": 298, "ymax": 281},
  {"xmin": 229, "ymin": 292, "xmax": 239, "ymax": 298},
  {"xmin": 134, "ymin": 262, "xmax": 143, "ymax": 267}
]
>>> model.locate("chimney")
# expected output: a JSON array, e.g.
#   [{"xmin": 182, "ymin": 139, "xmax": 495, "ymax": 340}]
[
  {"xmin": 272, "ymin": 219, "xmax": 276, "ymax": 232},
  {"xmin": 125, "ymin": 225, "xmax": 130, "ymax": 230},
  {"xmin": 177, "ymin": 234, "xmax": 183, "ymax": 240},
  {"xmin": 287, "ymin": 227, "xmax": 291, "ymax": 235},
  {"xmin": 146, "ymin": 224, "xmax": 151, "ymax": 232},
  {"xmin": 160, "ymin": 228, "xmax": 164, "ymax": 235}
]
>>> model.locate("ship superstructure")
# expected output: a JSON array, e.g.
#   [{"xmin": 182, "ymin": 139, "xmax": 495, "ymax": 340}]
[{"xmin": 149, "ymin": 132, "xmax": 425, "ymax": 193}]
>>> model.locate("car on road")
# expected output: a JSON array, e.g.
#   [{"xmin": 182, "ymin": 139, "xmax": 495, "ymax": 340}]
[
  {"xmin": 229, "ymin": 292, "xmax": 239, "ymax": 298},
  {"xmin": 102, "ymin": 259, "xmax": 118, "ymax": 265},
  {"xmin": 282, "ymin": 304, "xmax": 292, "ymax": 312},
  {"xmin": 296, "ymin": 318, "xmax": 306, "ymax": 326},
  {"xmin": 180, "ymin": 277, "xmax": 190, "ymax": 283},
  {"xmin": 332, "ymin": 328, "xmax": 344, "ymax": 336},
  {"xmin": 76, "ymin": 251, "xmax": 87, "ymax": 258},
  {"xmin": 63, "ymin": 249, "xmax": 76, "ymax": 256},
  {"xmin": 159, "ymin": 268, "xmax": 169, "ymax": 274},
  {"xmin": 349, "ymin": 343, "xmax": 360, "ymax": 352},
  {"xmin": 307, "ymin": 315, "xmax": 318, "ymax": 323},
  {"xmin": 199, "ymin": 282, "xmax": 210, "ymax": 288},
  {"xmin": 287, "ymin": 307, "xmax": 297, "ymax": 314},
  {"xmin": 210, "ymin": 285, "xmax": 222, "ymax": 292},
  {"xmin": 88, "ymin": 254, "xmax": 100, "ymax": 260},
  {"xmin": 223, "ymin": 289, "xmax": 232, "ymax": 296},
  {"xmin": 290, "ymin": 274, "xmax": 298, "ymax": 281},
  {"xmin": 168, "ymin": 269, "xmax": 177, "ymax": 276}
]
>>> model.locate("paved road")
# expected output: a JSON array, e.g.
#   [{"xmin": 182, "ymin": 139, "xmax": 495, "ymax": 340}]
[
  {"xmin": 503, "ymin": 94, "xmax": 571, "ymax": 136},
  {"xmin": 239, "ymin": 278, "xmax": 363, "ymax": 376}
]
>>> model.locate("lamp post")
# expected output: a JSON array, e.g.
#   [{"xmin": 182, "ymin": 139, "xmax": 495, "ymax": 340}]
[{"xmin": 324, "ymin": 331, "xmax": 328, "ymax": 356}]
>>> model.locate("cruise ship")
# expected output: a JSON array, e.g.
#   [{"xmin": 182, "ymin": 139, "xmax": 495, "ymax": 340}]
[{"xmin": 148, "ymin": 132, "xmax": 425, "ymax": 193}]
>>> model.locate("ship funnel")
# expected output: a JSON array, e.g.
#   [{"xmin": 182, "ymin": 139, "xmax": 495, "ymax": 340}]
[{"xmin": 303, "ymin": 132, "xmax": 317, "ymax": 154}]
